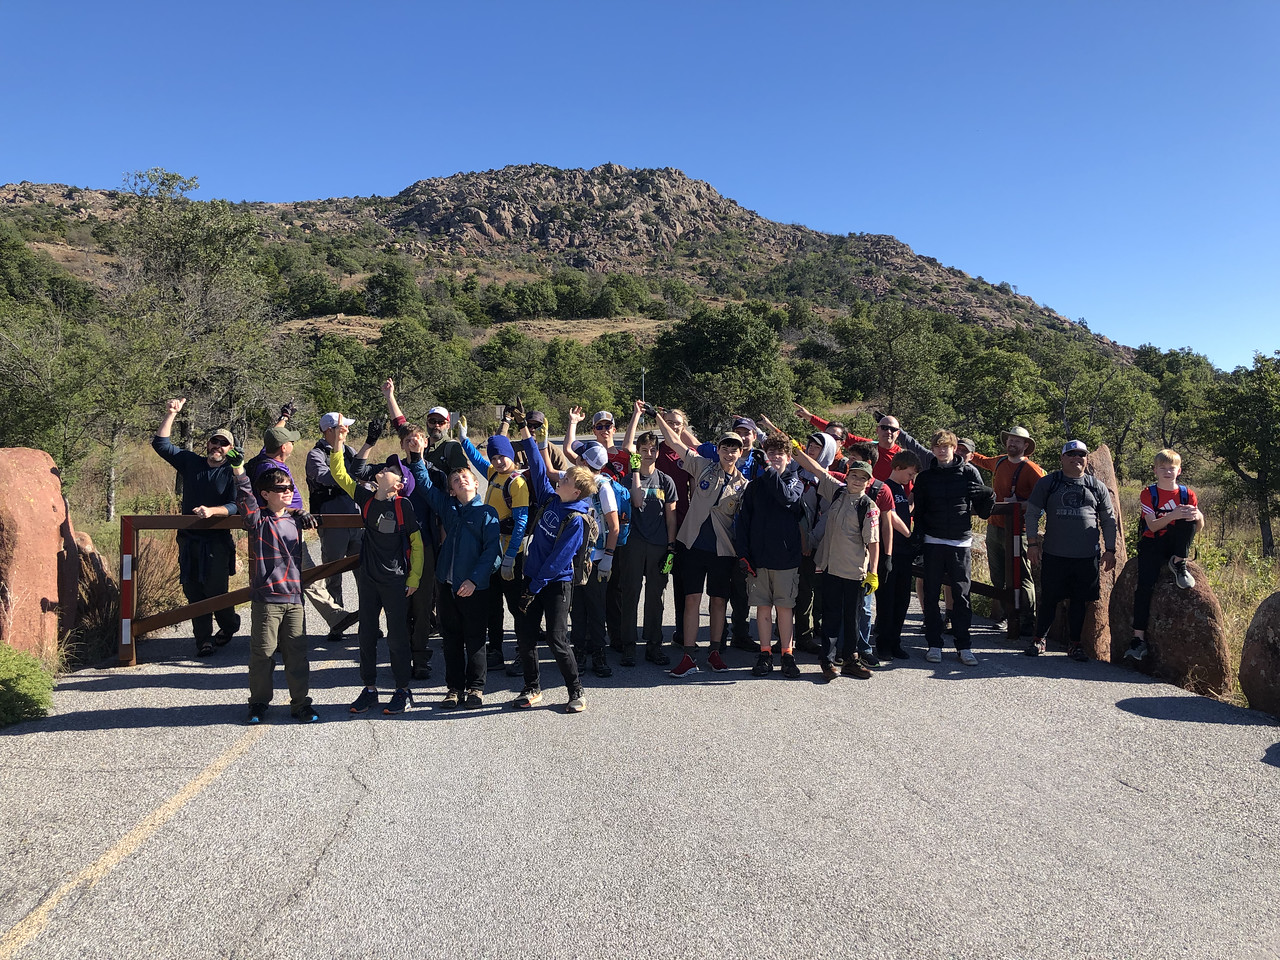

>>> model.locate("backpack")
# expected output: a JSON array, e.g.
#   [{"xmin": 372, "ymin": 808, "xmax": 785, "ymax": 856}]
[
  {"xmin": 522, "ymin": 499, "xmax": 601, "ymax": 586},
  {"xmin": 812, "ymin": 484, "xmax": 873, "ymax": 549},
  {"xmin": 361, "ymin": 494, "xmax": 412, "ymax": 571},
  {"xmin": 1137, "ymin": 483, "xmax": 1188, "ymax": 535},
  {"xmin": 996, "ymin": 456, "xmax": 1027, "ymax": 501},
  {"xmin": 493, "ymin": 471, "xmax": 526, "ymax": 536}
]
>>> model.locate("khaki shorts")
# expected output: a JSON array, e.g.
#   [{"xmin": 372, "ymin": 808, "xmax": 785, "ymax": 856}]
[{"xmin": 748, "ymin": 567, "xmax": 799, "ymax": 608}]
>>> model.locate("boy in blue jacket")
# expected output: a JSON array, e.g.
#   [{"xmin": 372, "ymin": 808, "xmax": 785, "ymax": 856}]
[
  {"xmin": 509, "ymin": 416, "xmax": 597, "ymax": 714},
  {"xmin": 406, "ymin": 436, "xmax": 502, "ymax": 708}
]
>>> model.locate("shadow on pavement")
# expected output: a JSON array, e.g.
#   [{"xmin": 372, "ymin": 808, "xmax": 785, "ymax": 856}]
[
  {"xmin": 1115, "ymin": 694, "xmax": 1280, "ymax": 728},
  {"xmin": 1263, "ymin": 743, "xmax": 1280, "ymax": 768}
]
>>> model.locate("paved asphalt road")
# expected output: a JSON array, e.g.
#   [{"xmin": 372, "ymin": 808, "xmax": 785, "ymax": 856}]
[{"xmin": 2, "ymin": 570, "xmax": 1278, "ymax": 960}]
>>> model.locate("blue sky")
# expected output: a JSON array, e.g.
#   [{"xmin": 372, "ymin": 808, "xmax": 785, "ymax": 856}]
[{"xmin": 2, "ymin": 1, "xmax": 1275, "ymax": 370}]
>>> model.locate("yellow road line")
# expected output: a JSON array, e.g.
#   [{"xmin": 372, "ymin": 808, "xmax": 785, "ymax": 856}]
[{"xmin": 0, "ymin": 725, "xmax": 269, "ymax": 960}]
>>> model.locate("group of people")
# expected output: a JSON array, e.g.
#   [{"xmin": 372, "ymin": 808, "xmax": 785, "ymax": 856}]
[{"xmin": 151, "ymin": 387, "xmax": 1205, "ymax": 722}]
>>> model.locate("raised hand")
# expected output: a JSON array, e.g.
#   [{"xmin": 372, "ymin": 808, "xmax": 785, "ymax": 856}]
[
  {"xmin": 166, "ymin": 398, "xmax": 187, "ymax": 415},
  {"xmin": 568, "ymin": 405, "xmax": 585, "ymax": 425},
  {"xmin": 278, "ymin": 401, "xmax": 298, "ymax": 421},
  {"xmin": 405, "ymin": 433, "xmax": 426, "ymax": 454},
  {"xmin": 366, "ymin": 415, "xmax": 386, "ymax": 446},
  {"xmin": 793, "ymin": 402, "xmax": 812, "ymax": 420},
  {"xmin": 382, "ymin": 378, "xmax": 395, "ymax": 399}
]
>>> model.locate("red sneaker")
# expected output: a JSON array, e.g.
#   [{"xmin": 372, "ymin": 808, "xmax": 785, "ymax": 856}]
[
  {"xmin": 669, "ymin": 653, "xmax": 699, "ymax": 678},
  {"xmin": 707, "ymin": 649, "xmax": 730, "ymax": 673}
]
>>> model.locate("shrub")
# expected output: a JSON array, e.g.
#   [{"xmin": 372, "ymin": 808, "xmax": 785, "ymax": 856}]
[{"xmin": 0, "ymin": 644, "xmax": 54, "ymax": 727}]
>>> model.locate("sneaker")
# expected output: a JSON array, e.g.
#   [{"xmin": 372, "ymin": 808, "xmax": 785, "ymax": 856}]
[
  {"xmin": 795, "ymin": 636, "xmax": 823, "ymax": 656},
  {"xmin": 464, "ymin": 690, "xmax": 484, "ymax": 709},
  {"xmin": 326, "ymin": 610, "xmax": 359, "ymax": 640},
  {"xmin": 1124, "ymin": 638, "xmax": 1149, "ymax": 663},
  {"xmin": 820, "ymin": 659, "xmax": 838, "ymax": 683},
  {"xmin": 620, "ymin": 653, "xmax": 637, "ymax": 667},
  {"xmin": 440, "ymin": 689, "xmax": 462, "ymax": 710},
  {"xmin": 383, "ymin": 688, "xmax": 411, "ymax": 715},
  {"xmin": 565, "ymin": 689, "xmax": 586, "ymax": 713},
  {"xmin": 291, "ymin": 699, "xmax": 319, "ymax": 723},
  {"xmin": 840, "ymin": 658, "xmax": 872, "ymax": 680},
  {"xmin": 751, "ymin": 652, "xmax": 774, "ymax": 677},
  {"xmin": 1068, "ymin": 644, "xmax": 1089, "ymax": 663},
  {"xmin": 959, "ymin": 649, "xmax": 978, "ymax": 666},
  {"xmin": 644, "ymin": 645, "xmax": 671, "ymax": 666},
  {"xmin": 889, "ymin": 646, "xmax": 910, "ymax": 660},
  {"xmin": 246, "ymin": 703, "xmax": 269, "ymax": 724},
  {"xmin": 707, "ymin": 649, "xmax": 730, "ymax": 673},
  {"xmin": 512, "ymin": 687, "xmax": 543, "ymax": 708},
  {"xmin": 505, "ymin": 659, "xmax": 525, "ymax": 677},
  {"xmin": 669, "ymin": 653, "xmax": 699, "ymax": 678},
  {"xmin": 592, "ymin": 654, "xmax": 613, "ymax": 678},
  {"xmin": 861, "ymin": 651, "xmax": 880, "ymax": 668},
  {"xmin": 412, "ymin": 662, "xmax": 432, "ymax": 681},
  {"xmin": 780, "ymin": 653, "xmax": 801, "ymax": 679},
  {"xmin": 1024, "ymin": 638, "xmax": 1046, "ymax": 657},
  {"xmin": 730, "ymin": 634, "xmax": 757, "ymax": 653},
  {"xmin": 1170, "ymin": 557, "xmax": 1196, "ymax": 589},
  {"xmin": 349, "ymin": 688, "xmax": 378, "ymax": 714},
  {"xmin": 925, "ymin": 647, "xmax": 943, "ymax": 663}
]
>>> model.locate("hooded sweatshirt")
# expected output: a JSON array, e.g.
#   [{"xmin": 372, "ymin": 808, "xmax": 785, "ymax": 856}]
[{"xmin": 518, "ymin": 436, "xmax": 593, "ymax": 594}]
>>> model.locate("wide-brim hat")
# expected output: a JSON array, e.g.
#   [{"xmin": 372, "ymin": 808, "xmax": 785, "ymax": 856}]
[{"xmin": 1000, "ymin": 426, "xmax": 1036, "ymax": 456}]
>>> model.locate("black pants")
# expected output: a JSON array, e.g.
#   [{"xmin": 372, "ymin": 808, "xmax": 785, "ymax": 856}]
[
  {"xmin": 729, "ymin": 558, "xmax": 751, "ymax": 641},
  {"xmin": 820, "ymin": 572, "xmax": 865, "ymax": 662},
  {"xmin": 1035, "ymin": 552, "xmax": 1100, "ymax": 645},
  {"xmin": 605, "ymin": 541, "xmax": 628, "ymax": 648},
  {"xmin": 179, "ymin": 534, "xmax": 240, "ymax": 641},
  {"xmin": 486, "ymin": 553, "xmax": 524, "ymax": 651},
  {"xmin": 440, "ymin": 586, "xmax": 489, "ymax": 692},
  {"xmin": 1134, "ymin": 522, "xmax": 1197, "ymax": 631},
  {"xmin": 875, "ymin": 556, "xmax": 915, "ymax": 653},
  {"xmin": 620, "ymin": 537, "xmax": 670, "ymax": 653},
  {"xmin": 357, "ymin": 574, "xmax": 411, "ymax": 689},
  {"xmin": 923, "ymin": 543, "xmax": 972, "ymax": 650},
  {"xmin": 794, "ymin": 554, "xmax": 818, "ymax": 643},
  {"xmin": 517, "ymin": 579, "xmax": 581, "ymax": 694}
]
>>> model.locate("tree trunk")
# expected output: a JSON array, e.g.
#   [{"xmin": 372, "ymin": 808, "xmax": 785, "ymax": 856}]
[
  {"xmin": 105, "ymin": 427, "xmax": 122, "ymax": 522},
  {"xmin": 1260, "ymin": 495, "xmax": 1275, "ymax": 558}
]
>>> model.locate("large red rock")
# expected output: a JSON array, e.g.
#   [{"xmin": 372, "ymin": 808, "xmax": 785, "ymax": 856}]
[
  {"xmin": 0, "ymin": 448, "xmax": 75, "ymax": 663},
  {"xmin": 1042, "ymin": 444, "xmax": 1127, "ymax": 660},
  {"xmin": 1240, "ymin": 592, "xmax": 1280, "ymax": 718},
  {"xmin": 1108, "ymin": 554, "xmax": 1231, "ymax": 695}
]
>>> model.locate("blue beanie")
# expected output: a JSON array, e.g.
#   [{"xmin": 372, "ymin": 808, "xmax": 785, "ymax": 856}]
[{"xmin": 487, "ymin": 435, "xmax": 516, "ymax": 462}]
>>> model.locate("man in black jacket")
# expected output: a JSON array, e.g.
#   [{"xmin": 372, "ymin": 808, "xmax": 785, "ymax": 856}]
[{"xmin": 912, "ymin": 430, "xmax": 995, "ymax": 665}]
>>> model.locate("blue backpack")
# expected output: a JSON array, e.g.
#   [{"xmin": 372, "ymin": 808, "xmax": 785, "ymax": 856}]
[{"xmin": 591, "ymin": 475, "xmax": 632, "ymax": 548}]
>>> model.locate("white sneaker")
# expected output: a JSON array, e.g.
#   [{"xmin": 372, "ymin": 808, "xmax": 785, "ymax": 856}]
[
  {"xmin": 1170, "ymin": 558, "xmax": 1196, "ymax": 589},
  {"xmin": 959, "ymin": 649, "xmax": 978, "ymax": 666},
  {"xmin": 925, "ymin": 647, "xmax": 943, "ymax": 663}
]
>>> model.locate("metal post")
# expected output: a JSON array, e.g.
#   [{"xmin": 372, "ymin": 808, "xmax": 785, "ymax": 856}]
[{"xmin": 641, "ymin": 368, "xmax": 647, "ymax": 404}]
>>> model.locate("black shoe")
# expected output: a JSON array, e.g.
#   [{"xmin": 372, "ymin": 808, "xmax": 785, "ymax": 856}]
[
  {"xmin": 644, "ymin": 645, "xmax": 671, "ymax": 666},
  {"xmin": 349, "ymin": 688, "xmax": 378, "ymax": 713},
  {"xmin": 751, "ymin": 652, "xmax": 774, "ymax": 677},
  {"xmin": 505, "ymin": 659, "xmax": 525, "ymax": 677},
  {"xmin": 383, "ymin": 688, "xmax": 412, "ymax": 715},
  {"xmin": 889, "ymin": 646, "xmax": 910, "ymax": 660},
  {"xmin": 247, "ymin": 703, "xmax": 269, "ymax": 724},
  {"xmin": 214, "ymin": 627, "xmax": 235, "ymax": 647},
  {"xmin": 795, "ymin": 635, "xmax": 823, "ymax": 656},
  {"xmin": 1068, "ymin": 643, "xmax": 1090, "ymax": 663},
  {"xmin": 861, "ymin": 651, "xmax": 880, "ymax": 667},
  {"xmin": 1024, "ymin": 638, "xmax": 1046, "ymax": 657},
  {"xmin": 620, "ymin": 653, "xmax": 637, "ymax": 667},
  {"xmin": 326, "ymin": 610, "xmax": 360, "ymax": 640},
  {"xmin": 291, "ymin": 699, "xmax": 319, "ymax": 723},
  {"xmin": 486, "ymin": 648, "xmax": 505, "ymax": 670},
  {"xmin": 464, "ymin": 690, "xmax": 484, "ymax": 709},
  {"xmin": 780, "ymin": 654, "xmax": 801, "ymax": 679},
  {"xmin": 512, "ymin": 687, "xmax": 542, "ymax": 709},
  {"xmin": 439, "ymin": 689, "xmax": 462, "ymax": 710},
  {"xmin": 592, "ymin": 654, "xmax": 613, "ymax": 678}
]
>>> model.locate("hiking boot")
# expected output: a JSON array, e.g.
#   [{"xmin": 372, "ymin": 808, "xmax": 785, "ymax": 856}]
[
  {"xmin": 326, "ymin": 610, "xmax": 359, "ymax": 641},
  {"xmin": 512, "ymin": 687, "xmax": 542, "ymax": 709},
  {"xmin": 889, "ymin": 646, "xmax": 910, "ymax": 660},
  {"xmin": 592, "ymin": 653, "xmax": 613, "ymax": 678},
  {"xmin": 383, "ymin": 688, "xmax": 412, "ymax": 715},
  {"xmin": 565, "ymin": 688, "xmax": 586, "ymax": 713},
  {"xmin": 707, "ymin": 649, "xmax": 730, "ymax": 673},
  {"xmin": 820, "ymin": 659, "xmax": 838, "ymax": 683},
  {"xmin": 644, "ymin": 645, "xmax": 671, "ymax": 667},
  {"xmin": 464, "ymin": 690, "xmax": 484, "ymax": 709},
  {"xmin": 349, "ymin": 688, "xmax": 378, "ymax": 714},
  {"xmin": 780, "ymin": 653, "xmax": 801, "ymax": 679},
  {"xmin": 620, "ymin": 652, "xmax": 637, "ymax": 667},
  {"xmin": 291, "ymin": 699, "xmax": 319, "ymax": 723},
  {"xmin": 1170, "ymin": 557, "xmax": 1196, "ymax": 589},
  {"xmin": 247, "ymin": 703, "xmax": 269, "ymax": 724},
  {"xmin": 730, "ymin": 634, "xmax": 756, "ymax": 653},
  {"xmin": 1068, "ymin": 644, "xmax": 1090, "ymax": 663},
  {"xmin": 861, "ymin": 651, "xmax": 880, "ymax": 667},
  {"xmin": 669, "ymin": 653, "xmax": 699, "ymax": 678},
  {"xmin": 1124, "ymin": 638, "xmax": 1149, "ymax": 663},
  {"xmin": 440, "ymin": 689, "xmax": 462, "ymax": 710},
  {"xmin": 959, "ymin": 649, "xmax": 978, "ymax": 666},
  {"xmin": 840, "ymin": 658, "xmax": 872, "ymax": 680},
  {"xmin": 795, "ymin": 635, "xmax": 823, "ymax": 656},
  {"xmin": 751, "ymin": 652, "xmax": 774, "ymax": 677},
  {"xmin": 925, "ymin": 647, "xmax": 943, "ymax": 663},
  {"xmin": 1024, "ymin": 638, "xmax": 1046, "ymax": 657}
]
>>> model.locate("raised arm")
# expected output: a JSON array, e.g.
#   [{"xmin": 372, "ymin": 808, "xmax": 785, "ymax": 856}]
[
  {"xmin": 325, "ymin": 422, "xmax": 357, "ymax": 498},
  {"xmin": 623, "ymin": 400, "xmax": 644, "ymax": 454},
  {"xmin": 562, "ymin": 405, "xmax": 585, "ymax": 466},
  {"xmin": 382, "ymin": 378, "xmax": 405, "ymax": 425}
]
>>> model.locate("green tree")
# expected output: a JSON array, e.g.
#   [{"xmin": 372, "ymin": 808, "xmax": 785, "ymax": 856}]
[{"xmin": 363, "ymin": 260, "xmax": 425, "ymax": 319}]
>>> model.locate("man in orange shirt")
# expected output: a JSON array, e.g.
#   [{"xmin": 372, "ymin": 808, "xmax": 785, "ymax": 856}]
[{"xmin": 969, "ymin": 427, "xmax": 1044, "ymax": 634}]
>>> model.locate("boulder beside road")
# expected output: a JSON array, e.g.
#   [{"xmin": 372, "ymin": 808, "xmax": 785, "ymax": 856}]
[{"xmin": 1240, "ymin": 591, "xmax": 1280, "ymax": 717}]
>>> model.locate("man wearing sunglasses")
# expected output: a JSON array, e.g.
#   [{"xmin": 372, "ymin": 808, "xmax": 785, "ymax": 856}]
[
  {"xmin": 793, "ymin": 403, "xmax": 904, "ymax": 482},
  {"xmin": 152, "ymin": 397, "xmax": 242, "ymax": 658},
  {"xmin": 1022, "ymin": 441, "xmax": 1117, "ymax": 661}
]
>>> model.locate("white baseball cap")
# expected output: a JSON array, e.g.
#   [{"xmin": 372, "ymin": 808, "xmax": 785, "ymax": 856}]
[{"xmin": 319, "ymin": 412, "xmax": 354, "ymax": 430}]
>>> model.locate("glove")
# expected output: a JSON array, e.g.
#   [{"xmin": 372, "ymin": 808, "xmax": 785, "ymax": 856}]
[
  {"xmin": 863, "ymin": 572, "xmax": 880, "ymax": 595},
  {"xmin": 224, "ymin": 447, "xmax": 244, "ymax": 468},
  {"xmin": 501, "ymin": 556, "xmax": 516, "ymax": 581},
  {"xmin": 641, "ymin": 401, "xmax": 657, "ymax": 417},
  {"xmin": 517, "ymin": 591, "xmax": 535, "ymax": 615},
  {"xmin": 456, "ymin": 414, "xmax": 467, "ymax": 439},
  {"xmin": 366, "ymin": 416, "xmax": 386, "ymax": 446},
  {"xmin": 534, "ymin": 422, "xmax": 548, "ymax": 448},
  {"xmin": 660, "ymin": 545, "xmax": 676, "ymax": 575},
  {"xmin": 630, "ymin": 452, "xmax": 642, "ymax": 471},
  {"xmin": 738, "ymin": 557, "xmax": 756, "ymax": 578},
  {"xmin": 880, "ymin": 554, "xmax": 892, "ymax": 576},
  {"xmin": 278, "ymin": 401, "xmax": 298, "ymax": 421},
  {"xmin": 293, "ymin": 511, "xmax": 319, "ymax": 530},
  {"xmin": 597, "ymin": 554, "xmax": 614, "ymax": 582},
  {"xmin": 510, "ymin": 404, "xmax": 527, "ymax": 429}
]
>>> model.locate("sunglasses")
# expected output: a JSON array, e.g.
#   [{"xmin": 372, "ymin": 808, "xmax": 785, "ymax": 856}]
[
  {"xmin": 593, "ymin": 422, "xmax": 614, "ymax": 431},
  {"xmin": 208, "ymin": 438, "xmax": 231, "ymax": 447},
  {"xmin": 265, "ymin": 484, "xmax": 295, "ymax": 493},
  {"xmin": 426, "ymin": 418, "xmax": 448, "ymax": 427},
  {"xmin": 878, "ymin": 425, "xmax": 899, "ymax": 432},
  {"xmin": 1064, "ymin": 451, "xmax": 1087, "ymax": 458}
]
